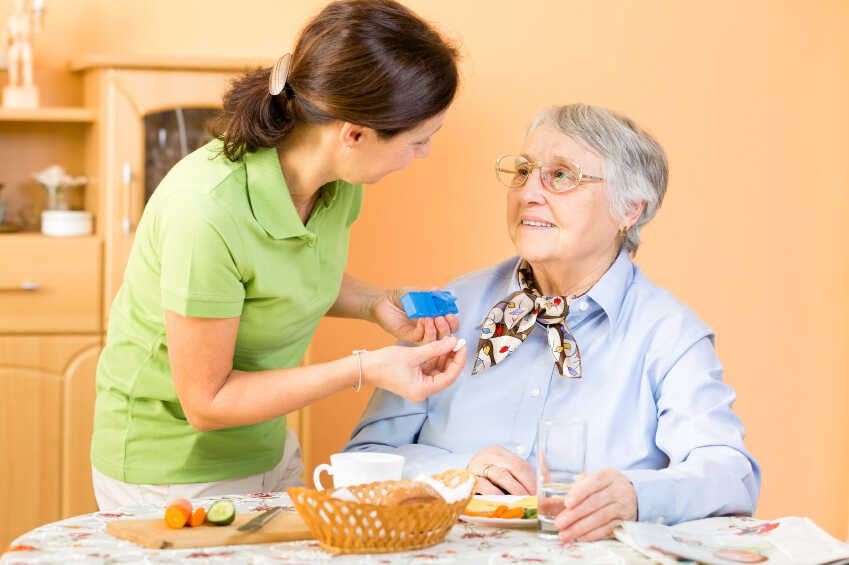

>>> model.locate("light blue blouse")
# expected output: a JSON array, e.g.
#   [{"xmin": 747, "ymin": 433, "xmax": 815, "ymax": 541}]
[{"xmin": 345, "ymin": 250, "xmax": 761, "ymax": 525}]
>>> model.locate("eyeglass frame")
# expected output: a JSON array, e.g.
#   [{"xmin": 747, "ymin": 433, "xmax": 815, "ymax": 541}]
[{"xmin": 494, "ymin": 153, "xmax": 605, "ymax": 193}]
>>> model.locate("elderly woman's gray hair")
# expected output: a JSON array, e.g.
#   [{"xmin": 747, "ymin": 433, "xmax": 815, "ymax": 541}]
[{"xmin": 528, "ymin": 104, "xmax": 668, "ymax": 254}]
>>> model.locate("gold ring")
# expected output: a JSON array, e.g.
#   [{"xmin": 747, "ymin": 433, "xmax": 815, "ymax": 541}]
[{"xmin": 480, "ymin": 463, "xmax": 496, "ymax": 480}]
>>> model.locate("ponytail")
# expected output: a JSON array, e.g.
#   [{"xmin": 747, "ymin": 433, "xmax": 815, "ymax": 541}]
[{"xmin": 209, "ymin": 68, "xmax": 297, "ymax": 162}]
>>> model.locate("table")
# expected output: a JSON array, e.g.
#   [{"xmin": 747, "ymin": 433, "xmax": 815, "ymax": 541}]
[{"xmin": 1, "ymin": 491, "xmax": 656, "ymax": 564}]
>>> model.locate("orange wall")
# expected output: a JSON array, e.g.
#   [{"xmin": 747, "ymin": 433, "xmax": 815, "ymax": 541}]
[{"xmin": 27, "ymin": 0, "xmax": 849, "ymax": 537}]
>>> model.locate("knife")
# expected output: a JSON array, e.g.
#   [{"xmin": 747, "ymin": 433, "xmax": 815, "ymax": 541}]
[{"xmin": 236, "ymin": 506, "xmax": 283, "ymax": 532}]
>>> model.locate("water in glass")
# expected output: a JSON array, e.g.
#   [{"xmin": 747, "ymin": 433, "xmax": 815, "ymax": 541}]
[
  {"xmin": 536, "ymin": 417, "xmax": 587, "ymax": 539},
  {"xmin": 537, "ymin": 481, "xmax": 572, "ymax": 537}
]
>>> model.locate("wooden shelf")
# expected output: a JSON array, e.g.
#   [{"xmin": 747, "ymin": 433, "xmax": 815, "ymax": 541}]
[
  {"xmin": 70, "ymin": 54, "xmax": 272, "ymax": 73},
  {"xmin": 0, "ymin": 107, "xmax": 96, "ymax": 123},
  {"xmin": 0, "ymin": 231, "xmax": 99, "ymax": 241}
]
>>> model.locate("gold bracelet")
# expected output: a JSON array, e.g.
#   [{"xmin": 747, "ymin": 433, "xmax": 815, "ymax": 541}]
[{"xmin": 351, "ymin": 349, "xmax": 367, "ymax": 392}]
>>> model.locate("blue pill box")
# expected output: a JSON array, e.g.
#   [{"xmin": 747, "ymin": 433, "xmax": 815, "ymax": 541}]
[{"xmin": 400, "ymin": 290, "xmax": 459, "ymax": 318}]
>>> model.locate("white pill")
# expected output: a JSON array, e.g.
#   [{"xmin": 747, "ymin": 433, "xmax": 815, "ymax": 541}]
[{"xmin": 452, "ymin": 338, "xmax": 466, "ymax": 352}]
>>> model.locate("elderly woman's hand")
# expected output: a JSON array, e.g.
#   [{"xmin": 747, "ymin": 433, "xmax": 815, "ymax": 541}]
[
  {"xmin": 372, "ymin": 286, "xmax": 459, "ymax": 344},
  {"xmin": 554, "ymin": 468, "xmax": 638, "ymax": 542},
  {"xmin": 467, "ymin": 446, "xmax": 536, "ymax": 495}
]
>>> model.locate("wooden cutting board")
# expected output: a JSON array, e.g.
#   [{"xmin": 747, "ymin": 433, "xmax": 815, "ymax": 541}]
[{"xmin": 106, "ymin": 510, "xmax": 313, "ymax": 549}]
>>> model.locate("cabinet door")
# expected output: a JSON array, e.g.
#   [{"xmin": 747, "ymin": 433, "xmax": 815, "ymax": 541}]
[
  {"xmin": 0, "ymin": 336, "xmax": 100, "ymax": 550},
  {"xmin": 101, "ymin": 69, "xmax": 235, "ymax": 322},
  {"xmin": 62, "ymin": 343, "xmax": 101, "ymax": 519}
]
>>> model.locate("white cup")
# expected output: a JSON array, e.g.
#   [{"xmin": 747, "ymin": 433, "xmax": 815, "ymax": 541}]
[{"xmin": 312, "ymin": 452, "xmax": 404, "ymax": 491}]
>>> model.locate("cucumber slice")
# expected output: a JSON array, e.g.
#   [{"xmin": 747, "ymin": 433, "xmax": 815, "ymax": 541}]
[
  {"xmin": 522, "ymin": 508, "xmax": 537, "ymax": 520},
  {"xmin": 206, "ymin": 499, "xmax": 236, "ymax": 526}
]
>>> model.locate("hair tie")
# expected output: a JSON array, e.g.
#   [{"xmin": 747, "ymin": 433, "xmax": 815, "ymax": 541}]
[{"xmin": 269, "ymin": 53, "xmax": 293, "ymax": 96}]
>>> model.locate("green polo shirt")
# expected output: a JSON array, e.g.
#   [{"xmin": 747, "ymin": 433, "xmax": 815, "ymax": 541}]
[{"xmin": 91, "ymin": 140, "xmax": 363, "ymax": 484}]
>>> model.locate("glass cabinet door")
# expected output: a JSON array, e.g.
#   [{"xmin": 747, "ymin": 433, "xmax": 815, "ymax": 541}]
[{"xmin": 143, "ymin": 108, "xmax": 219, "ymax": 205}]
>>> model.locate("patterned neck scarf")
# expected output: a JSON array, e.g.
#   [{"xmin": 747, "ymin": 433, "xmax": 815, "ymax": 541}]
[{"xmin": 472, "ymin": 260, "xmax": 582, "ymax": 378}]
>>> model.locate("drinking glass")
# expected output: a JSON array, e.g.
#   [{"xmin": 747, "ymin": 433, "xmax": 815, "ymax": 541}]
[{"xmin": 536, "ymin": 417, "xmax": 587, "ymax": 539}]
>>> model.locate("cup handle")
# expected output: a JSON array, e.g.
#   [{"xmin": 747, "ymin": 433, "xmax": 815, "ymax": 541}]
[{"xmin": 313, "ymin": 463, "xmax": 334, "ymax": 491}]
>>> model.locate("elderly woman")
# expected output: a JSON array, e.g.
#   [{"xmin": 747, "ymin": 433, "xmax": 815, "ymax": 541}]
[{"xmin": 345, "ymin": 103, "xmax": 760, "ymax": 542}]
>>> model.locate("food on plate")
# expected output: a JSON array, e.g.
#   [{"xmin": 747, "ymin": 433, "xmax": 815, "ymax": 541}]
[
  {"xmin": 464, "ymin": 495, "xmax": 538, "ymax": 519},
  {"xmin": 164, "ymin": 498, "xmax": 193, "ymax": 529},
  {"xmin": 380, "ymin": 482, "xmax": 442, "ymax": 506},
  {"xmin": 206, "ymin": 499, "xmax": 236, "ymax": 526}
]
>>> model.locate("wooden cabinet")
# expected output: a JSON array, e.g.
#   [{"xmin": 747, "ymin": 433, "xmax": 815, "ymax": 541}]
[
  {"xmin": 0, "ymin": 57, "xmax": 312, "ymax": 549},
  {"xmin": 0, "ymin": 235, "xmax": 101, "ymax": 333},
  {"xmin": 0, "ymin": 103, "xmax": 103, "ymax": 549},
  {"xmin": 0, "ymin": 336, "xmax": 100, "ymax": 549}
]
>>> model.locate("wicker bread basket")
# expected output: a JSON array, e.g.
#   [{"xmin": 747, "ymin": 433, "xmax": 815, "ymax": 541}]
[{"xmin": 287, "ymin": 469, "xmax": 474, "ymax": 554}]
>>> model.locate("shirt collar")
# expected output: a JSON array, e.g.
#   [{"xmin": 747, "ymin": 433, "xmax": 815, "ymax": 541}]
[
  {"xmin": 320, "ymin": 181, "xmax": 339, "ymax": 207},
  {"xmin": 500, "ymin": 249, "xmax": 633, "ymax": 325},
  {"xmin": 585, "ymin": 248, "xmax": 634, "ymax": 325},
  {"xmin": 244, "ymin": 146, "xmax": 339, "ymax": 239}
]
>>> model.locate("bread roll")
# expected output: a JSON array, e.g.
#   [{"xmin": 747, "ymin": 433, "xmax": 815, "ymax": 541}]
[{"xmin": 380, "ymin": 482, "xmax": 442, "ymax": 506}]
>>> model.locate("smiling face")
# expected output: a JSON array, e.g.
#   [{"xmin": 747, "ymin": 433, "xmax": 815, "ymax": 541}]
[
  {"xmin": 340, "ymin": 110, "xmax": 447, "ymax": 185},
  {"xmin": 506, "ymin": 125, "xmax": 622, "ymax": 275}
]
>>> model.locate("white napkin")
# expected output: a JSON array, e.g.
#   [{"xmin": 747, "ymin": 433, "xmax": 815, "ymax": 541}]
[
  {"xmin": 330, "ymin": 487, "xmax": 358, "ymax": 502},
  {"xmin": 412, "ymin": 474, "xmax": 475, "ymax": 504}
]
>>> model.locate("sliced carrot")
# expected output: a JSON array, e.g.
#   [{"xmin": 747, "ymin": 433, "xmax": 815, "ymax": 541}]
[
  {"xmin": 165, "ymin": 505, "xmax": 190, "ymax": 529},
  {"xmin": 500, "ymin": 507, "xmax": 525, "ymax": 519},
  {"xmin": 165, "ymin": 498, "xmax": 192, "ymax": 529},
  {"xmin": 491, "ymin": 505, "xmax": 509, "ymax": 518},
  {"xmin": 189, "ymin": 506, "xmax": 206, "ymax": 527}
]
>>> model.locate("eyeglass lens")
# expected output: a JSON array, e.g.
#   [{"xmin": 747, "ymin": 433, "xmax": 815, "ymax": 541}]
[{"xmin": 497, "ymin": 155, "xmax": 582, "ymax": 192}]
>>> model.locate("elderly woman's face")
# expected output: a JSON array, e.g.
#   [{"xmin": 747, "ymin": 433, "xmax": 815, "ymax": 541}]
[{"xmin": 506, "ymin": 126, "xmax": 620, "ymax": 268}]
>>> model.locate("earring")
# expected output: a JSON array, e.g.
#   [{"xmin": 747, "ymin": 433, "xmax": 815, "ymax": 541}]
[
  {"xmin": 345, "ymin": 146, "xmax": 352, "ymax": 152},
  {"xmin": 619, "ymin": 226, "xmax": 628, "ymax": 237}
]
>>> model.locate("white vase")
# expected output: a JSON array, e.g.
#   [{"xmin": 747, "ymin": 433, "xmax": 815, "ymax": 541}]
[{"xmin": 41, "ymin": 210, "xmax": 92, "ymax": 237}]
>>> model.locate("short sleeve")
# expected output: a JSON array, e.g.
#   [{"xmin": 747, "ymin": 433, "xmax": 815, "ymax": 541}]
[{"xmin": 158, "ymin": 197, "xmax": 245, "ymax": 318}]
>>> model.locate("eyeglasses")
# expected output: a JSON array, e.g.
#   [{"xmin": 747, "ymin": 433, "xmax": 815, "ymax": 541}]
[{"xmin": 495, "ymin": 154, "xmax": 604, "ymax": 193}]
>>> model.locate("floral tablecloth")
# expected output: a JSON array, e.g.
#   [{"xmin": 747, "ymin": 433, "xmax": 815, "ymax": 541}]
[{"xmin": 2, "ymin": 492, "xmax": 655, "ymax": 564}]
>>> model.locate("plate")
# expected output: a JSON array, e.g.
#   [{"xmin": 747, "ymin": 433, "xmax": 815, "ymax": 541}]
[{"xmin": 459, "ymin": 495, "xmax": 536, "ymax": 529}]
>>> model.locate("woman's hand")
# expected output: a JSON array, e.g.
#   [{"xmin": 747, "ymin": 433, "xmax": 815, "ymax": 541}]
[
  {"xmin": 362, "ymin": 336, "xmax": 466, "ymax": 403},
  {"xmin": 554, "ymin": 468, "xmax": 638, "ymax": 542},
  {"xmin": 467, "ymin": 446, "xmax": 536, "ymax": 495},
  {"xmin": 371, "ymin": 286, "xmax": 459, "ymax": 344}
]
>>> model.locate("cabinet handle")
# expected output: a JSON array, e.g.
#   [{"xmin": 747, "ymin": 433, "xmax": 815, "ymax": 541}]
[
  {"xmin": 0, "ymin": 282, "xmax": 40, "ymax": 291},
  {"xmin": 122, "ymin": 162, "xmax": 133, "ymax": 237}
]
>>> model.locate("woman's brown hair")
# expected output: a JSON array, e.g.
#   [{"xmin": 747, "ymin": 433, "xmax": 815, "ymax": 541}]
[{"xmin": 211, "ymin": 0, "xmax": 460, "ymax": 161}]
